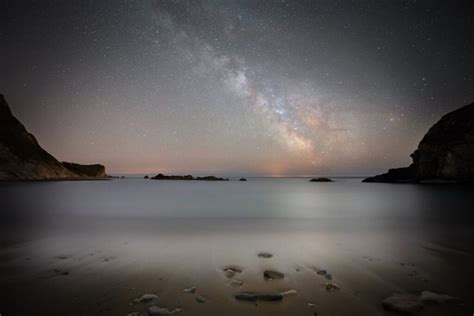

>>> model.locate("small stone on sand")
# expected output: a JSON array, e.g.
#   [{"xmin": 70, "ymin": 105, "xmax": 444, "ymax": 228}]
[
  {"xmin": 235, "ymin": 292, "xmax": 283, "ymax": 302},
  {"xmin": 419, "ymin": 291, "xmax": 457, "ymax": 304},
  {"xmin": 229, "ymin": 279, "xmax": 243, "ymax": 287},
  {"xmin": 196, "ymin": 295, "xmax": 206, "ymax": 303},
  {"xmin": 281, "ymin": 289, "xmax": 297, "ymax": 296},
  {"xmin": 382, "ymin": 293, "xmax": 423, "ymax": 314},
  {"xmin": 325, "ymin": 283, "xmax": 340, "ymax": 292},
  {"xmin": 134, "ymin": 294, "xmax": 158, "ymax": 304},
  {"xmin": 258, "ymin": 252, "xmax": 273, "ymax": 258},
  {"xmin": 183, "ymin": 286, "xmax": 196, "ymax": 294},
  {"xmin": 222, "ymin": 266, "xmax": 242, "ymax": 278},
  {"xmin": 263, "ymin": 270, "xmax": 284, "ymax": 279},
  {"xmin": 148, "ymin": 306, "xmax": 182, "ymax": 315},
  {"xmin": 317, "ymin": 269, "xmax": 327, "ymax": 276}
]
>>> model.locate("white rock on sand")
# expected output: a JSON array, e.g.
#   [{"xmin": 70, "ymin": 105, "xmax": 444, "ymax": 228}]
[{"xmin": 281, "ymin": 289, "xmax": 298, "ymax": 296}]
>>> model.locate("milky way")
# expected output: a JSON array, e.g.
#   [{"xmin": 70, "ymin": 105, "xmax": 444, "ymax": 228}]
[{"xmin": 1, "ymin": 1, "xmax": 473, "ymax": 176}]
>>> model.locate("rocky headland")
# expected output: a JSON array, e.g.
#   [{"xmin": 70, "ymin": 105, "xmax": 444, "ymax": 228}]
[
  {"xmin": 0, "ymin": 94, "xmax": 107, "ymax": 180},
  {"xmin": 364, "ymin": 102, "xmax": 474, "ymax": 183}
]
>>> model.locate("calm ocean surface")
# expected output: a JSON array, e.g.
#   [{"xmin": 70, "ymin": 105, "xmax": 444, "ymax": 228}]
[{"xmin": 1, "ymin": 177, "xmax": 474, "ymax": 250}]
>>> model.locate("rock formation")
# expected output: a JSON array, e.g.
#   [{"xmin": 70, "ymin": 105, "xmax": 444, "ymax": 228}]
[
  {"xmin": 151, "ymin": 173, "xmax": 229, "ymax": 181},
  {"xmin": 61, "ymin": 162, "xmax": 107, "ymax": 178},
  {"xmin": 0, "ymin": 94, "xmax": 107, "ymax": 180},
  {"xmin": 364, "ymin": 102, "xmax": 474, "ymax": 183},
  {"xmin": 309, "ymin": 177, "xmax": 333, "ymax": 182}
]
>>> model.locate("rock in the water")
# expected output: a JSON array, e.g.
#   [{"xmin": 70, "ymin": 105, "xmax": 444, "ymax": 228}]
[
  {"xmin": 148, "ymin": 306, "xmax": 182, "ymax": 315},
  {"xmin": 234, "ymin": 292, "xmax": 283, "ymax": 302},
  {"xmin": 419, "ymin": 291, "xmax": 456, "ymax": 304},
  {"xmin": 183, "ymin": 286, "xmax": 196, "ymax": 294},
  {"xmin": 309, "ymin": 177, "xmax": 333, "ymax": 182},
  {"xmin": 133, "ymin": 294, "xmax": 158, "ymax": 304},
  {"xmin": 239, "ymin": 178, "xmax": 247, "ymax": 181},
  {"xmin": 382, "ymin": 293, "xmax": 423, "ymax": 314},
  {"xmin": 144, "ymin": 175, "xmax": 149, "ymax": 179},
  {"xmin": 325, "ymin": 283, "xmax": 340, "ymax": 292},
  {"xmin": 257, "ymin": 252, "xmax": 273, "ymax": 258},
  {"xmin": 364, "ymin": 102, "xmax": 474, "ymax": 183},
  {"xmin": 195, "ymin": 295, "xmax": 206, "ymax": 303},
  {"xmin": 150, "ymin": 173, "xmax": 228, "ymax": 181},
  {"xmin": 264, "ymin": 270, "xmax": 284, "ymax": 279}
]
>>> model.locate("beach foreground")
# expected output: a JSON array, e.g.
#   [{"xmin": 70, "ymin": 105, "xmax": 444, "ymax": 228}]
[{"xmin": 0, "ymin": 179, "xmax": 473, "ymax": 315}]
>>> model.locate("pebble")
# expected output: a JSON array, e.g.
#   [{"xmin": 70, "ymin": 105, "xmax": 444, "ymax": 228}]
[
  {"xmin": 382, "ymin": 293, "xmax": 423, "ymax": 314},
  {"xmin": 148, "ymin": 306, "xmax": 182, "ymax": 315},
  {"xmin": 264, "ymin": 270, "xmax": 284, "ymax": 279},
  {"xmin": 419, "ymin": 291, "xmax": 457, "ymax": 304},
  {"xmin": 183, "ymin": 286, "xmax": 196, "ymax": 294},
  {"xmin": 196, "ymin": 295, "xmax": 206, "ymax": 303},
  {"xmin": 133, "ymin": 294, "xmax": 158, "ymax": 304},
  {"xmin": 325, "ymin": 283, "xmax": 340, "ymax": 292},
  {"xmin": 228, "ymin": 279, "xmax": 244, "ymax": 287},
  {"xmin": 235, "ymin": 292, "xmax": 283, "ymax": 302},
  {"xmin": 281, "ymin": 289, "xmax": 297, "ymax": 296},
  {"xmin": 258, "ymin": 252, "xmax": 273, "ymax": 258}
]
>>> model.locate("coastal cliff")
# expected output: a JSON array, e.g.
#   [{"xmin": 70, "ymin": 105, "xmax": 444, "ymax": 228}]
[
  {"xmin": 0, "ymin": 94, "xmax": 107, "ymax": 180},
  {"xmin": 364, "ymin": 102, "xmax": 474, "ymax": 183}
]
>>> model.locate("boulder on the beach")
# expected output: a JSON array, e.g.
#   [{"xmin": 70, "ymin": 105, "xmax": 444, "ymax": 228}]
[
  {"xmin": 382, "ymin": 293, "xmax": 423, "ymax": 314},
  {"xmin": 234, "ymin": 292, "xmax": 283, "ymax": 302},
  {"xmin": 264, "ymin": 270, "xmax": 284, "ymax": 279},
  {"xmin": 257, "ymin": 252, "xmax": 273, "ymax": 258}
]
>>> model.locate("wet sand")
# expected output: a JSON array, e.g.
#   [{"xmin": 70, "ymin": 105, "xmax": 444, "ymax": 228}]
[{"xmin": 0, "ymin": 218, "xmax": 472, "ymax": 315}]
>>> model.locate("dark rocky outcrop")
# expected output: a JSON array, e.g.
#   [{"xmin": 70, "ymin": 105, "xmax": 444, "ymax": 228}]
[
  {"xmin": 239, "ymin": 178, "xmax": 247, "ymax": 181},
  {"xmin": 0, "ymin": 94, "xmax": 107, "ymax": 180},
  {"xmin": 364, "ymin": 102, "xmax": 474, "ymax": 183},
  {"xmin": 309, "ymin": 177, "xmax": 333, "ymax": 182},
  {"xmin": 62, "ymin": 162, "xmax": 106, "ymax": 178},
  {"xmin": 151, "ymin": 173, "xmax": 229, "ymax": 181}
]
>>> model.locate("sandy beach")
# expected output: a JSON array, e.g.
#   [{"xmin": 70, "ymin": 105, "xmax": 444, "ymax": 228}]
[{"xmin": 1, "ymin": 216, "xmax": 472, "ymax": 316}]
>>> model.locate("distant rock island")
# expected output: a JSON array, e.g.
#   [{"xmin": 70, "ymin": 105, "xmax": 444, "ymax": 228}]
[
  {"xmin": 364, "ymin": 102, "xmax": 474, "ymax": 183},
  {"xmin": 151, "ymin": 173, "xmax": 229, "ymax": 181},
  {"xmin": 309, "ymin": 177, "xmax": 333, "ymax": 182},
  {"xmin": 0, "ymin": 94, "xmax": 107, "ymax": 180}
]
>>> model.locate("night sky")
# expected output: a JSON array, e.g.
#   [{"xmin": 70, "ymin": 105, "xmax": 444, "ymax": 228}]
[{"xmin": 1, "ymin": 0, "xmax": 473, "ymax": 176}]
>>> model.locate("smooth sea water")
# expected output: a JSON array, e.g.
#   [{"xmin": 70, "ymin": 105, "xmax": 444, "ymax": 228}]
[{"xmin": 1, "ymin": 178, "xmax": 474, "ymax": 315}]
